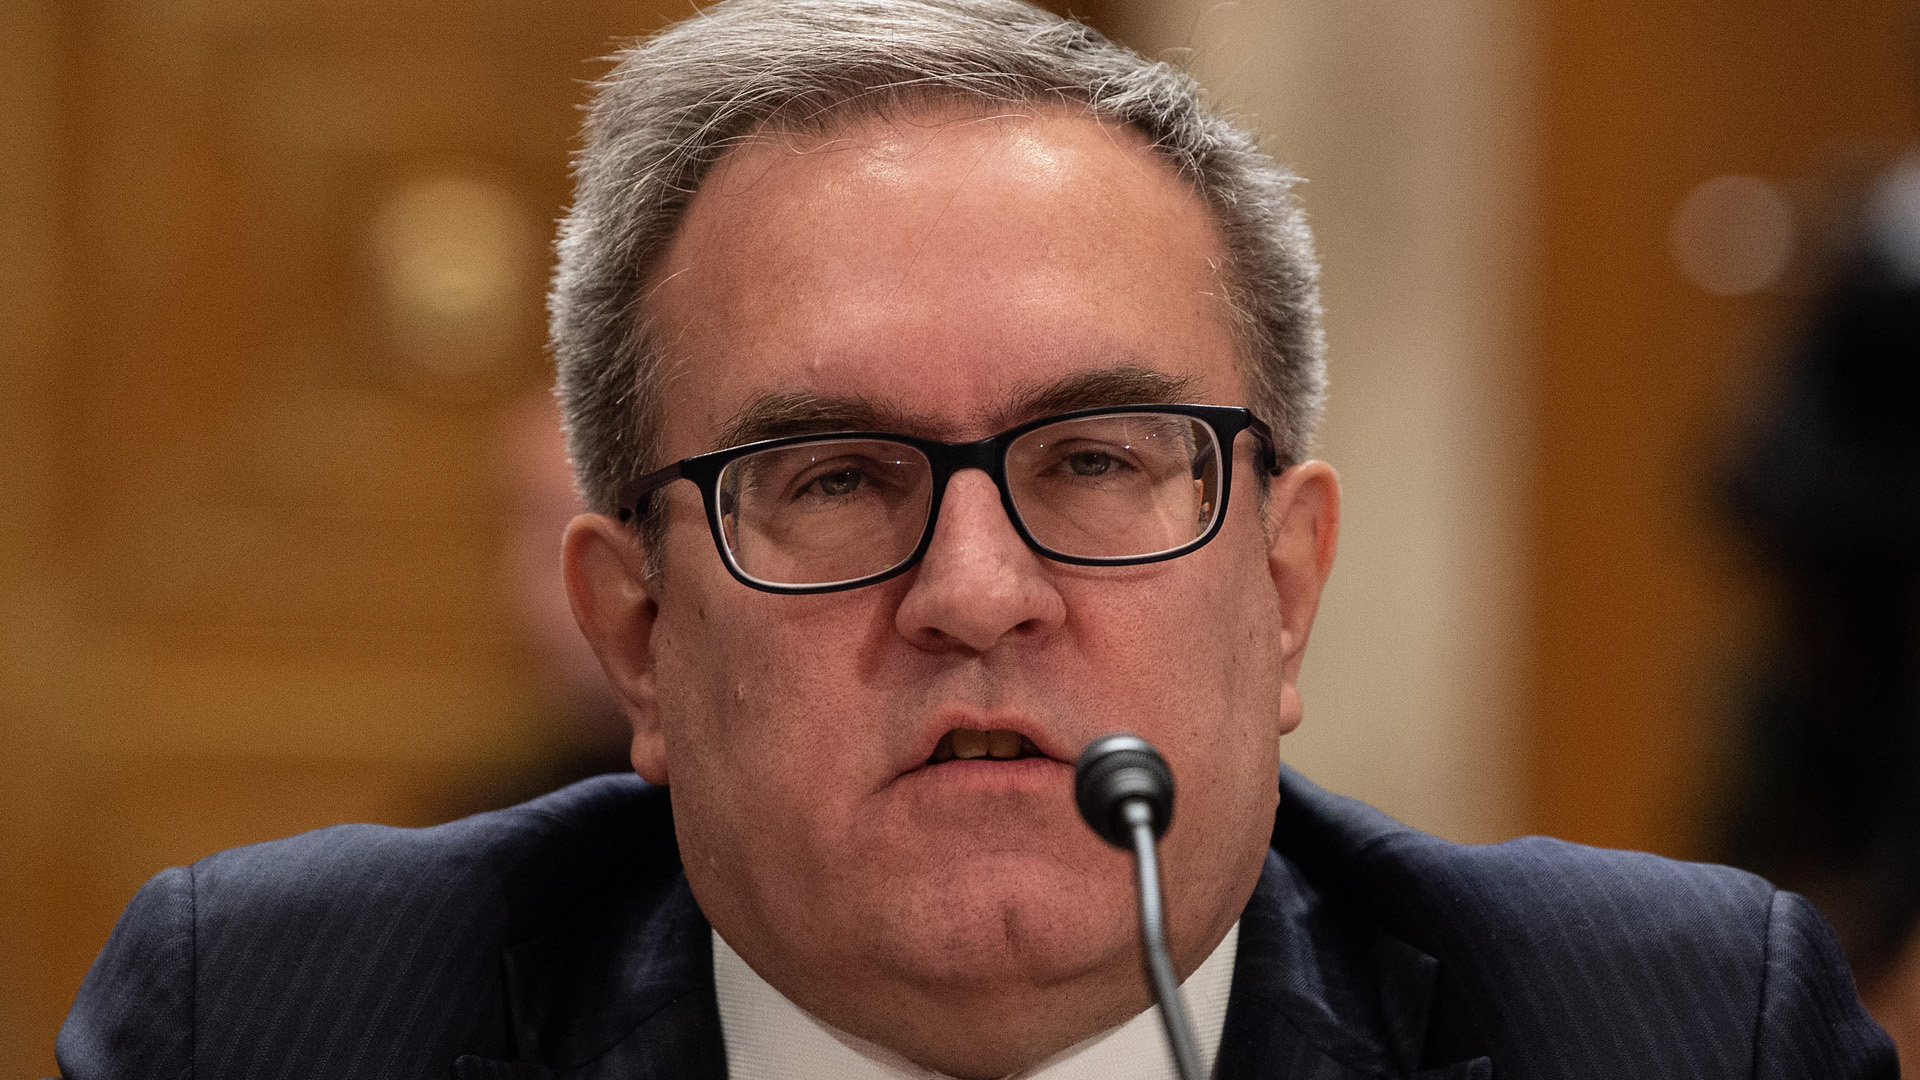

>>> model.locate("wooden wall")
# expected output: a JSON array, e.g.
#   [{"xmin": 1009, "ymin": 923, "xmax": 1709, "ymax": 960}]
[
  {"xmin": 0, "ymin": 2, "xmax": 681, "ymax": 1071},
  {"xmin": 1529, "ymin": 0, "xmax": 1919, "ymax": 857}
]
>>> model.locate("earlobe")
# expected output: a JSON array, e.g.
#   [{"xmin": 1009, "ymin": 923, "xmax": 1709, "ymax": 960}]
[
  {"xmin": 563, "ymin": 513, "xmax": 670, "ymax": 783},
  {"xmin": 1262, "ymin": 461, "xmax": 1341, "ymax": 692}
]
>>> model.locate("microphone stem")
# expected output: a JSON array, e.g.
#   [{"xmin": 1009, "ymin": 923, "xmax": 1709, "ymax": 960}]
[{"xmin": 1125, "ymin": 799, "xmax": 1204, "ymax": 1080}]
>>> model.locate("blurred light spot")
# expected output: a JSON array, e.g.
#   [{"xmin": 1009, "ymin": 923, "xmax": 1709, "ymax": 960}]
[
  {"xmin": 368, "ymin": 174, "xmax": 537, "ymax": 380},
  {"xmin": 1669, "ymin": 175, "xmax": 1796, "ymax": 296},
  {"xmin": 1868, "ymin": 157, "xmax": 1920, "ymax": 287}
]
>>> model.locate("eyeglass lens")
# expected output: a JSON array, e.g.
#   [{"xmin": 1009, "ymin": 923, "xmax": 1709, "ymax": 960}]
[{"xmin": 714, "ymin": 413, "xmax": 1224, "ymax": 588}]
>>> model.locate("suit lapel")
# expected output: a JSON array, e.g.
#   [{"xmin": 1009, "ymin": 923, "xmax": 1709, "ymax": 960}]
[{"xmin": 1218, "ymin": 850, "xmax": 1490, "ymax": 1080}]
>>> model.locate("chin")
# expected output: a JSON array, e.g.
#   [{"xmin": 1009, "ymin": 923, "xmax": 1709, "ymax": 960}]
[{"xmin": 862, "ymin": 853, "xmax": 1134, "ymax": 992}]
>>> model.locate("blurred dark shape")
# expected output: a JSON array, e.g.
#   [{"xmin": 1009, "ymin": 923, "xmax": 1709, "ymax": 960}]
[
  {"xmin": 1712, "ymin": 151, "xmax": 1920, "ymax": 1036},
  {"xmin": 434, "ymin": 389, "xmax": 633, "ymax": 819}
]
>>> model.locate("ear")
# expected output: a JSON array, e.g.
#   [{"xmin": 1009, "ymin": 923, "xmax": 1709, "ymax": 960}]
[
  {"xmin": 563, "ymin": 513, "xmax": 670, "ymax": 783},
  {"xmin": 1262, "ymin": 461, "xmax": 1340, "ymax": 736}
]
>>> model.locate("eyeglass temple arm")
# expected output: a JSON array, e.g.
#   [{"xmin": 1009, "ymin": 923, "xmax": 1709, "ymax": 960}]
[
  {"xmin": 1246, "ymin": 418, "xmax": 1285, "ymax": 475},
  {"xmin": 616, "ymin": 460, "xmax": 691, "ymax": 524}
]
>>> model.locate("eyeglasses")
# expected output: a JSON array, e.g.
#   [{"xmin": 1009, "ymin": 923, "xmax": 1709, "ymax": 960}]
[{"xmin": 618, "ymin": 403, "xmax": 1281, "ymax": 594}]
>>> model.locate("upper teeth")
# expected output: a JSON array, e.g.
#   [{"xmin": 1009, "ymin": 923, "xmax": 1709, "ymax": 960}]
[{"xmin": 931, "ymin": 728, "xmax": 1034, "ymax": 763}]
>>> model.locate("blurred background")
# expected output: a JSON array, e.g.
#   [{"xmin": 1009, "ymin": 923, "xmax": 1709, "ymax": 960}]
[{"xmin": 2, "ymin": 0, "xmax": 1917, "ymax": 1070}]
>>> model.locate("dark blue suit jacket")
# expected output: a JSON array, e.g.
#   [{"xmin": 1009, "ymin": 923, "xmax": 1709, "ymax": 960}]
[{"xmin": 57, "ymin": 768, "xmax": 1896, "ymax": 1079}]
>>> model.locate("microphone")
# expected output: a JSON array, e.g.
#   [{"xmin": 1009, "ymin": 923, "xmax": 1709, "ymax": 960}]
[{"xmin": 1074, "ymin": 734, "xmax": 1203, "ymax": 1080}]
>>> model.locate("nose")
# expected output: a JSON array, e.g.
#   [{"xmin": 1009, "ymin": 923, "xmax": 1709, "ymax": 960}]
[{"xmin": 894, "ymin": 469, "xmax": 1066, "ymax": 653}]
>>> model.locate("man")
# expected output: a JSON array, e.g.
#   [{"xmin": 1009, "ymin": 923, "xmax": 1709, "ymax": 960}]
[{"xmin": 56, "ymin": 1, "xmax": 1895, "ymax": 1077}]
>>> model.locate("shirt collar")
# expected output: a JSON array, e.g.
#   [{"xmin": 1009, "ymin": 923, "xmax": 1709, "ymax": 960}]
[{"xmin": 713, "ymin": 922, "xmax": 1240, "ymax": 1080}]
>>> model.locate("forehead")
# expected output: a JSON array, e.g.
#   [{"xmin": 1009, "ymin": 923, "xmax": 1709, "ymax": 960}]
[{"xmin": 645, "ymin": 103, "xmax": 1246, "ymax": 452}]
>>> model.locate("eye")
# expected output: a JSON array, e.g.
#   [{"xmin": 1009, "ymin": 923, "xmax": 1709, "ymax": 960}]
[
  {"xmin": 788, "ymin": 456, "xmax": 900, "ymax": 503},
  {"xmin": 1065, "ymin": 450, "xmax": 1117, "ymax": 477},
  {"xmin": 809, "ymin": 469, "xmax": 865, "ymax": 497}
]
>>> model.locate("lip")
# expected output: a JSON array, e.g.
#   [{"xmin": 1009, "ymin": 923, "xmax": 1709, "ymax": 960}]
[
  {"xmin": 890, "ymin": 753, "xmax": 1072, "ymax": 798},
  {"xmin": 893, "ymin": 710, "xmax": 1076, "ymax": 781}
]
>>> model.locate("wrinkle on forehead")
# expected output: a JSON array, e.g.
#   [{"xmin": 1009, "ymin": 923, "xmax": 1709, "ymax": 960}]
[{"xmin": 713, "ymin": 365, "xmax": 1197, "ymax": 452}]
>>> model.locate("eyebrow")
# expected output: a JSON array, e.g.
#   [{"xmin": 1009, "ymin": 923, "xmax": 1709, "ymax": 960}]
[
  {"xmin": 712, "ymin": 393, "xmax": 915, "ymax": 451},
  {"xmin": 711, "ymin": 364, "xmax": 1198, "ymax": 452},
  {"xmin": 992, "ymin": 366, "xmax": 1195, "ymax": 429}
]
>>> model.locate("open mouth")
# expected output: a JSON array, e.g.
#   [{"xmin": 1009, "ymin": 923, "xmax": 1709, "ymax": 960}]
[{"xmin": 926, "ymin": 727, "xmax": 1047, "ymax": 764}]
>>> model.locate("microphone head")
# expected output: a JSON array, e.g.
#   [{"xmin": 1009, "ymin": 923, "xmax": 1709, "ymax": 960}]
[{"xmin": 1074, "ymin": 733, "xmax": 1176, "ymax": 848}]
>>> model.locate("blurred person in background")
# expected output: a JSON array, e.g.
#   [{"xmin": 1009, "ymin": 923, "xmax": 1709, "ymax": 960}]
[
  {"xmin": 1713, "ymin": 145, "xmax": 1920, "ymax": 1063},
  {"xmin": 433, "ymin": 389, "xmax": 634, "ymax": 820},
  {"xmin": 53, "ymin": 1, "xmax": 1895, "ymax": 1077}
]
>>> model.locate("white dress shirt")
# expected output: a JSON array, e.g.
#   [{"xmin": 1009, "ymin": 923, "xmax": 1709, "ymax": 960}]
[{"xmin": 714, "ymin": 921, "xmax": 1239, "ymax": 1080}]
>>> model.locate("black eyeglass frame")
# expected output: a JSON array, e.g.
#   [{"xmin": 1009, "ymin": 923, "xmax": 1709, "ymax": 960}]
[{"xmin": 616, "ymin": 403, "xmax": 1284, "ymax": 595}]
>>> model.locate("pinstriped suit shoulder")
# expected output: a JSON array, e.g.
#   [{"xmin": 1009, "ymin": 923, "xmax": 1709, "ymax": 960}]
[
  {"xmin": 55, "ymin": 776, "xmax": 689, "ymax": 1080},
  {"xmin": 1270, "ymin": 769, "xmax": 1897, "ymax": 1079}
]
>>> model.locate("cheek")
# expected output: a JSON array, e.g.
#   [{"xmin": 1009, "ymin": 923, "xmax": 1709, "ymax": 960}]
[
  {"xmin": 1054, "ymin": 554, "xmax": 1282, "ymax": 918},
  {"xmin": 650, "ymin": 584, "xmax": 896, "ymax": 819},
  {"xmin": 650, "ymin": 594, "xmax": 868, "ymax": 918},
  {"xmin": 1063, "ymin": 533, "xmax": 1284, "ymax": 792},
  {"xmin": 1075, "ymin": 529, "xmax": 1280, "ymax": 708}
]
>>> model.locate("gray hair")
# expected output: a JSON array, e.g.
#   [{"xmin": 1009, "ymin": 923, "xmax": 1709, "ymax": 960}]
[{"xmin": 550, "ymin": 0, "xmax": 1325, "ymax": 526}]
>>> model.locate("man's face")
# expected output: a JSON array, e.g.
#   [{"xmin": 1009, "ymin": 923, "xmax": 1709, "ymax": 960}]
[{"xmin": 567, "ymin": 103, "xmax": 1337, "ymax": 1077}]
